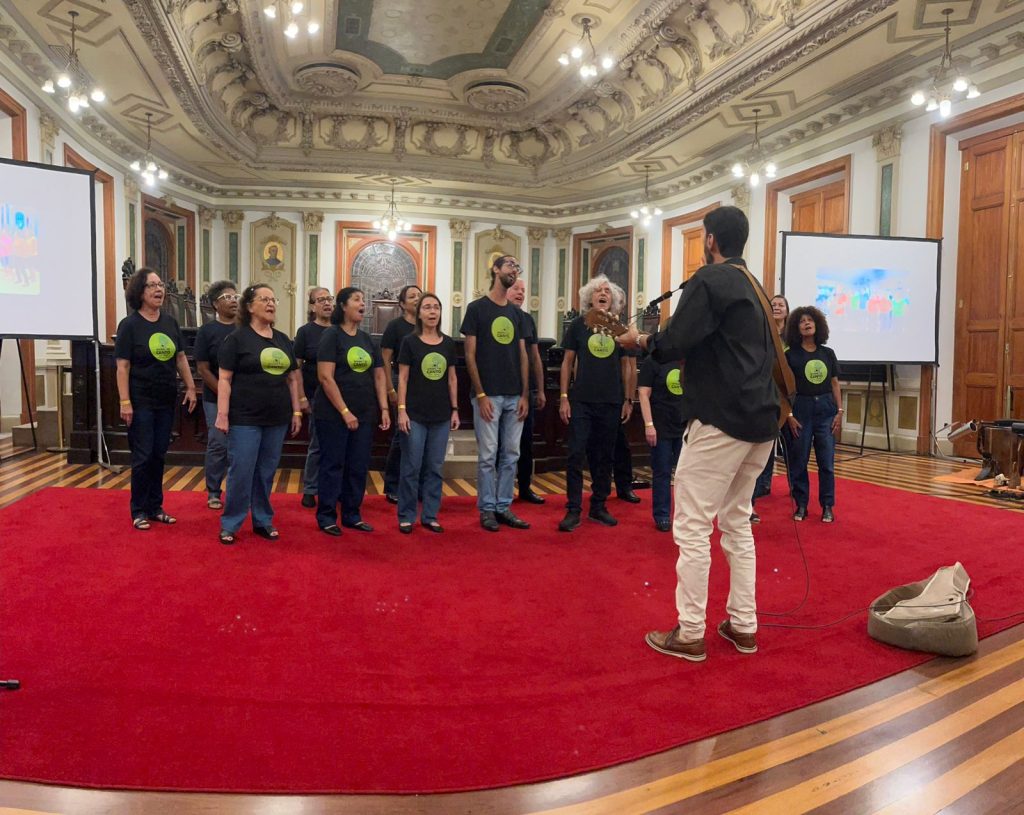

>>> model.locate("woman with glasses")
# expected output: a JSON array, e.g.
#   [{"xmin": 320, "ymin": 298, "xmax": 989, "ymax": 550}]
[
  {"xmin": 215, "ymin": 284, "xmax": 303, "ymax": 544},
  {"xmin": 115, "ymin": 267, "xmax": 197, "ymax": 531},
  {"xmin": 193, "ymin": 280, "xmax": 239, "ymax": 510},
  {"xmin": 294, "ymin": 287, "xmax": 335, "ymax": 509},
  {"xmin": 314, "ymin": 286, "xmax": 390, "ymax": 536},
  {"xmin": 395, "ymin": 293, "xmax": 459, "ymax": 533}
]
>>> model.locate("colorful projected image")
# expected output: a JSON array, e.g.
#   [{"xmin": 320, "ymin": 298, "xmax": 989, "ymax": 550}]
[
  {"xmin": 814, "ymin": 267, "xmax": 911, "ymax": 334},
  {"xmin": 0, "ymin": 204, "xmax": 41, "ymax": 296}
]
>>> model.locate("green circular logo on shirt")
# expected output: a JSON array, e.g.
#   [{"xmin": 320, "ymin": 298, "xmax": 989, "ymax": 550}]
[
  {"xmin": 148, "ymin": 332, "xmax": 176, "ymax": 362},
  {"xmin": 804, "ymin": 359, "xmax": 828, "ymax": 385},
  {"xmin": 587, "ymin": 333, "xmax": 615, "ymax": 359},
  {"xmin": 491, "ymin": 316, "xmax": 515, "ymax": 345},
  {"xmin": 260, "ymin": 347, "xmax": 290, "ymax": 376},
  {"xmin": 347, "ymin": 346, "xmax": 372, "ymax": 373},
  {"xmin": 666, "ymin": 368, "xmax": 683, "ymax": 395},
  {"xmin": 421, "ymin": 352, "xmax": 447, "ymax": 381}
]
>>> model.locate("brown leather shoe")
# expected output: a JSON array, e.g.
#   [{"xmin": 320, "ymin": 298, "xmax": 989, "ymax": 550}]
[
  {"xmin": 718, "ymin": 620, "xmax": 757, "ymax": 654},
  {"xmin": 645, "ymin": 626, "xmax": 706, "ymax": 662}
]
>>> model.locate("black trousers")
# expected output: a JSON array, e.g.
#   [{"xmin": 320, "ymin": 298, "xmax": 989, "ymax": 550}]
[
  {"xmin": 613, "ymin": 421, "xmax": 634, "ymax": 493},
  {"xmin": 565, "ymin": 401, "xmax": 619, "ymax": 513}
]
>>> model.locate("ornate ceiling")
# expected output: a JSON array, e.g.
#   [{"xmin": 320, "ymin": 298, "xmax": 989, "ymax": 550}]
[{"xmin": 1, "ymin": 0, "xmax": 1023, "ymax": 214}]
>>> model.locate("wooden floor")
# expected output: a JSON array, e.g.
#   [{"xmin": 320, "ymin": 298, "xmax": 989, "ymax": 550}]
[{"xmin": 1, "ymin": 440, "xmax": 1023, "ymax": 814}]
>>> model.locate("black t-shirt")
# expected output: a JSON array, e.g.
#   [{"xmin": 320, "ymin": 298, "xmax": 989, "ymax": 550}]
[
  {"xmin": 113, "ymin": 311, "xmax": 184, "ymax": 410},
  {"xmin": 381, "ymin": 316, "xmax": 417, "ymax": 385},
  {"xmin": 460, "ymin": 296, "xmax": 524, "ymax": 397},
  {"xmin": 314, "ymin": 326, "xmax": 383, "ymax": 423},
  {"xmin": 218, "ymin": 325, "xmax": 298, "ymax": 426},
  {"xmin": 398, "ymin": 334, "xmax": 457, "ymax": 424},
  {"xmin": 561, "ymin": 315, "xmax": 623, "ymax": 405},
  {"xmin": 293, "ymin": 321, "xmax": 330, "ymax": 400},
  {"xmin": 786, "ymin": 344, "xmax": 841, "ymax": 397},
  {"xmin": 519, "ymin": 310, "xmax": 539, "ymax": 393},
  {"xmin": 638, "ymin": 357, "xmax": 685, "ymax": 439},
  {"xmin": 193, "ymin": 320, "xmax": 235, "ymax": 403},
  {"xmin": 649, "ymin": 258, "xmax": 778, "ymax": 443}
]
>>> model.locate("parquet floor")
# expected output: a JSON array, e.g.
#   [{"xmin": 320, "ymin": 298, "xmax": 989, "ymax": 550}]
[{"xmin": 1, "ymin": 439, "xmax": 1023, "ymax": 814}]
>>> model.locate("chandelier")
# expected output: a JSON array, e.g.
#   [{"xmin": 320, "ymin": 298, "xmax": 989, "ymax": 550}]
[
  {"xmin": 373, "ymin": 180, "xmax": 411, "ymax": 241},
  {"xmin": 263, "ymin": 0, "xmax": 320, "ymax": 38},
  {"xmin": 630, "ymin": 165, "xmax": 663, "ymax": 227},
  {"xmin": 557, "ymin": 17, "xmax": 614, "ymax": 79},
  {"xmin": 130, "ymin": 113, "xmax": 169, "ymax": 187},
  {"xmin": 730, "ymin": 108, "xmax": 778, "ymax": 187},
  {"xmin": 41, "ymin": 11, "xmax": 105, "ymax": 114},
  {"xmin": 910, "ymin": 8, "xmax": 979, "ymax": 118}
]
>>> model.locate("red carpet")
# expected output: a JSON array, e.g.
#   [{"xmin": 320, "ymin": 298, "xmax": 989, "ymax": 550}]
[{"xmin": 0, "ymin": 481, "xmax": 1022, "ymax": 794}]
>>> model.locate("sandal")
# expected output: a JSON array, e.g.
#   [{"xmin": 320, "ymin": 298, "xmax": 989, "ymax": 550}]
[
  {"xmin": 150, "ymin": 512, "xmax": 177, "ymax": 525},
  {"xmin": 423, "ymin": 521, "xmax": 444, "ymax": 533},
  {"xmin": 253, "ymin": 525, "xmax": 280, "ymax": 540},
  {"xmin": 219, "ymin": 529, "xmax": 235, "ymax": 545},
  {"xmin": 207, "ymin": 497, "xmax": 223, "ymax": 510},
  {"xmin": 133, "ymin": 517, "xmax": 151, "ymax": 531},
  {"xmin": 398, "ymin": 522, "xmax": 413, "ymax": 534}
]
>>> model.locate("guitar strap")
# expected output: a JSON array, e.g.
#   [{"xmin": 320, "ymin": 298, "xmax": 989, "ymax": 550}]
[{"xmin": 729, "ymin": 262, "xmax": 797, "ymax": 410}]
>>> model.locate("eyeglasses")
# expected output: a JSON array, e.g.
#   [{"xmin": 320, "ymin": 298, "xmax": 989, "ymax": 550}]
[
  {"xmin": 216, "ymin": 293, "xmax": 240, "ymax": 302},
  {"xmin": 502, "ymin": 260, "xmax": 521, "ymax": 271},
  {"xmin": 145, "ymin": 282, "xmax": 166, "ymax": 289},
  {"xmin": 255, "ymin": 296, "xmax": 280, "ymax": 305},
  {"xmin": 314, "ymin": 296, "xmax": 335, "ymax": 304}
]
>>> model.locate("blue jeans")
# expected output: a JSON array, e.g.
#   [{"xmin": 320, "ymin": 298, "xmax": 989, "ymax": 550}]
[
  {"xmin": 222, "ymin": 423, "xmax": 288, "ymax": 533},
  {"xmin": 398, "ymin": 420, "xmax": 450, "ymax": 524},
  {"xmin": 472, "ymin": 394, "xmax": 523, "ymax": 512},
  {"xmin": 301, "ymin": 417, "xmax": 320, "ymax": 496},
  {"xmin": 316, "ymin": 417, "xmax": 374, "ymax": 528},
  {"xmin": 789, "ymin": 393, "xmax": 837, "ymax": 510},
  {"xmin": 202, "ymin": 400, "xmax": 228, "ymax": 499},
  {"xmin": 650, "ymin": 435, "xmax": 683, "ymax": 523},
  {"xmin": 127, "ymin": 405, "xmax": 174, "ymax": 520}
]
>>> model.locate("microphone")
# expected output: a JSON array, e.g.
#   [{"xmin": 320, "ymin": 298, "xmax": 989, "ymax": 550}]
[{"xmin": 648, "ymin": 279, "xmax": 688, "ymax": 308}]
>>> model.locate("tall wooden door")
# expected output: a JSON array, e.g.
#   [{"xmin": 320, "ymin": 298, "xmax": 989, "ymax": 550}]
[
  {"xmin": 682, "ymin": 226, "xmax": 704, "ymax": 280},
  {"xmin": 952, "ymin": 128, "xmax": 1024, "ymax": 454},
  {"xmin": 790, "ymin": 181, "xmax": 848, "ymax": 234}
]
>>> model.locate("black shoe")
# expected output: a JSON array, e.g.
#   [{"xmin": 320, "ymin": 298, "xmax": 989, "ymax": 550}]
[
  {"xmin": 343, "ymin": 521, "xmax": 374, "ymax": 532},
  {"xmin": 655, "ymin": 519, "xmax": 671, "ymax": 532},
  {"xmin": 630, "ymin": 479, "xmax": 651, "ymax": 491},
  {"xmin": 398, "ymin": 522, "xmax": 413, "ymax": 534},
  {"xmin": 793, "ymin": 506, "xmax": 807, "ymax": 522},
  {"xmin": 617, "ymin": 490, "xmax": 641, "ymax": 504},
  {"xmin": 588, "ymin": 507, "xmax": 618, "ymax": 526},
  {"xmin": 301, "ymin": 494, "xmax": 316, "ymax": 508},
  {"xmin": 519, "ymin": 489, "xmax": 545, "ymax": 505},
  {"xmin": 558, "ymin": 511, "xmax": 581, "ymax": 532},
  {"xmin": 750, "ymin": 512, "xmax": 761, "ymax": 524},
  {"xmin": 319, "ymin": 524, "xmax": 342, "ymax": 537},
  {"xmin": 822, "ymin": 507, "xmax": 835, "ymax": 523},
  {"xmin": 495, "ymin": 509, "xmax": 530, "ymax": 529},
  {"xmin": 480, "ymin": 511, "xmax": 499, "ymax": 532},
  {"xmin": 385, "ymin": 493, "xmax": 399, "ymax": 505}
]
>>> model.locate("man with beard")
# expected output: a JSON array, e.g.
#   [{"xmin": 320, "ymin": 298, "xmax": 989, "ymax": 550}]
[
  {"xmin": 618, "ymin": 206, "xmax": 780, "ymax": 662},
  {"xmin": 557, "ymin": 274, "xmax": 633, "ymax": 532},
  {"xmin": 460, "ymin": 255, "xmax": 531, "ymax": 532}
]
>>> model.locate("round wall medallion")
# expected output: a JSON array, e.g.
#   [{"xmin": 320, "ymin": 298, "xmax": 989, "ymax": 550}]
[
  {"xmin": 295, "ymin": 63, "xmax": 361, "ymax": 98},
  {"xmin": 452, "ymin": 292, "xmax": 464, "ymax": 307},
  {"xmin": 465, "ymin": 81, "xmax": 530, "ymax": 113},
  {"xmin": 529, "ymin": 296, "xmax": 540, "ymax": 311}
]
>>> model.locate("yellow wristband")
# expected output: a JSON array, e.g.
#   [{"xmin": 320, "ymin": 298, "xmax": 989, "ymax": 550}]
[
  {"xmin": 299, "ymin": 397, "xmax": 308, "ymax": 402},
  {"xmin": 119, "ymin": 399, "xmax": 131, "ymax": 406},
  {"xmin": 292, "ymin": 411, "xmax": 302, "ymax": 416},
  {"xmin": 644, "ymin": 422, "xmax": 654, "ymax": 427},
  {"xmin": 398, "ymin": 404, "xmax": 406, "ymax": 410},
  {"xmin": 341, "ymin": 407, "xmax": 350, "ymax": 415},
  {"xmin": 476, "ymin": 392, "xmax": 486, "ymax": 398},
  {"xmin": 560, "ymin": 393, "xmax": 568, "ymax": 398}
]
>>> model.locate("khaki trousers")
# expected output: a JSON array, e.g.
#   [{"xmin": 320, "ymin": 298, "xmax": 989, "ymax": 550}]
[{"xmin": 672, "ymin": 419, "xmax": 774, "ymax": 640}]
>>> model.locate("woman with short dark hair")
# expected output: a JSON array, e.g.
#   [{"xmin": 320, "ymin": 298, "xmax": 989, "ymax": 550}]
[
  {"xmin": 395, "ymin": 293, "xmax": 459, "ymax": 533},
  {"xmin": 115, "ymin": 267, "xmax": 197, "ymax": 530},
  {"xmin": 215, "ymin": 283, "xmax": 303, "ymax": 544},
  {"xmin": 314, "ymin": 286, "xmax": 390, "ymax": 536},
  {"xmin": 784, "ymin": 305, "xmax": 843, "ymax": 523}
]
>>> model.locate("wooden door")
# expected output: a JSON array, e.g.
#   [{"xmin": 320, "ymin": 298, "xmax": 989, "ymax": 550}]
[
  {"xmin": 790, "ymin": 181, "xmax": 847, "ymax": 234},
  {"xmin": 952, "ymin": 132, "xmax": 1013, "ymax": 454},
  {"xmin": 1008, "ymin": 131, "xmax": 1024, "ymax": 420},
  {"xmin": 682, "ymin": 226, "xmax": 704, "ymax": 280}
]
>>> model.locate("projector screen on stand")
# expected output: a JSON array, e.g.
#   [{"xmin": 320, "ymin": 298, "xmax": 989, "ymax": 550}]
[
  {"xmin": 0, "ymin": 157, "xmax": 97, "ymax": 340},
  {"xmin": 780, "ymin": 232, "xmax": 941, "ymax": 365}
]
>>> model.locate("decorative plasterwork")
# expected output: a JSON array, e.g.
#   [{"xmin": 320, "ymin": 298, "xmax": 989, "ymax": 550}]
[
  {"xmin": 872, "ymin": 124, "xmax": 903, "ymax": 161},
  {"xmin": 220, "ymin": 209, "xmax": 244, "ymax": 229},
  {"xmin": 198, "ymin": 206, "xmax": 217, "ymax": 227},
  {"xmin": 302, "ymin": 210, "xmax": 324, "ymax": 234},
  {"xmin": 449, "ymin": 219, "xmax": 471, "ymax": 240}
]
